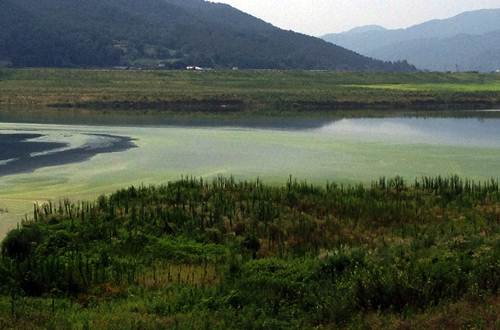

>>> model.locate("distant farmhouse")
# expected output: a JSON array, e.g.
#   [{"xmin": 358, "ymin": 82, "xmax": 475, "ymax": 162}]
[{"xmin": 186, "ymin": 66, "xmax": 204, "ymax": 71}]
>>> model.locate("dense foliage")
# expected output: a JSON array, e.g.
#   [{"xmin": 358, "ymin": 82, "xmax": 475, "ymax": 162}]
[
  {"xmin": 0, "ymin": 176, "xmax": 499, "ymax": 328},
  {"xmin": 0, "ymin": 0, "xmax": 414, "ymax": 71}
]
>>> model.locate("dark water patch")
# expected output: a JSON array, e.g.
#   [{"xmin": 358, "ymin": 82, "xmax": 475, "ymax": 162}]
[
  {"xmin": 0, "ymin": 133, "xmax": 136, "ymax": 177},
  {"xmin": 0, "ymin": 134, "xmax": 67, "ymax": 161}
]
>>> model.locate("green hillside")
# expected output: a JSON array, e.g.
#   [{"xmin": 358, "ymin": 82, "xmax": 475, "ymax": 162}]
[{"xmin": 0, "ymin": 0, "xmax": 414, "ymax": 71}]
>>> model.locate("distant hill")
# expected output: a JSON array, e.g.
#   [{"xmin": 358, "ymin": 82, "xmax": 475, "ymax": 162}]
[
  {"xmin": 370, "ymin": 30, "xmax": 500, "ymax": 72},
  {"xmin": 341, "ymin": 25, "xmax": 387, "ymax": 35},
  {"xmin": 322, "ymin": 9, "xmax": 500, "ymax": 72},
  {"xmin": 0, "ymin": 0, "xmax": 414, "ymax": 71}
]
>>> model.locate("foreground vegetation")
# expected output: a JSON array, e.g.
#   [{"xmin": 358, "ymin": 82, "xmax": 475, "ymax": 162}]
[
  {"xmin": 1, "ymin": 69, "xmax": 500, "ymax": 111},
  {"xmin": 0, "ymin": 176, "xmax": 499, "ymax": 329}
]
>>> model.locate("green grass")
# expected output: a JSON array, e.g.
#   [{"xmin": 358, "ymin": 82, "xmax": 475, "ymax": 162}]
[
  {"xmin": 0, "ymin": 176, "xmax": 499, "ymax": 329},
  {"xmin": 1, "ymin": 69, "xmax": 500, "ymax": 111},
  {"xmin": 347, "ymin": 82, "xmax": 500, "ymax": 92}
]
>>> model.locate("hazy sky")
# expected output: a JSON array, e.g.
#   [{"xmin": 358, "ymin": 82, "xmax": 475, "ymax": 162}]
[{"xmin": 217, "ymin": 0, "xmax": 500, "ymax": 36}]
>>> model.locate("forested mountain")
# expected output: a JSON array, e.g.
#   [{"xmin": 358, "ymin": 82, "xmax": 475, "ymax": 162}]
[
  {"xmin": 322, "ymin": 9, "xmax": 500, "ymax": 72},
  {"xmin": 0, "ymin": 0, "xmax": 414, "ymax": 71}
]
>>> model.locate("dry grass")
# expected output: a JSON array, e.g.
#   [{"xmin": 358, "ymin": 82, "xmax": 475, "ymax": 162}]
[{"xmin": 136, "ymin": 263, "xmax": 219, "ymax": 289}]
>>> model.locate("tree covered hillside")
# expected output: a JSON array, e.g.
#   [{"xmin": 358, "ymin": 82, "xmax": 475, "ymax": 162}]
[{"xmin": 0, "ymin": 0, "xmax": 414, "ymax": 71}]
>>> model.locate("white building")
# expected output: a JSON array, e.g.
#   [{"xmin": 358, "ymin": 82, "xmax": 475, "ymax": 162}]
[{"xmin": 186, "ymin": 66, "xmax": 204, "ymax": 71}]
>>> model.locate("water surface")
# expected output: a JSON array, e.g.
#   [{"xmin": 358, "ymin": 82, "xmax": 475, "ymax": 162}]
[
  {"xmin": 0, "ymin": 132, "xmax": 135, "ymax": 176},
  {"xmin": 1, "ymin": 112, "xmax": 500, "ymax": 237}
]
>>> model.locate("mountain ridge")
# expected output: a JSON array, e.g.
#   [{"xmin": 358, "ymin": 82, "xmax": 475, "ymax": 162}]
[
  {"xmin": 369, "ymin": 29, "xmax": 500, "ymax": 72},
  {"xmin": 0, "ymin": 0, "xmax": 414, "ymax": 71},
  {"xmin": 341, "ymin": 25, "xmax": 387, "ymax": 35},
  {"xmin": 322, "ymin": 8, "xmax": 500, "ymax": 72}
]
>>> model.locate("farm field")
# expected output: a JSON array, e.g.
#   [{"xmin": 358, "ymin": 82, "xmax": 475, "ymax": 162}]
[{"xmin": 1, "ymin": 69, "xmax": 500, "ymax": 111}]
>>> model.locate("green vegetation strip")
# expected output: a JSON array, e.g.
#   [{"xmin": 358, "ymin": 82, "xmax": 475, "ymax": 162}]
[
  {"xmin": 1, "ymin": 69, "xmax": 500, "ymax": 111},
  {"xmin": 0, "ymin": 176, "xmax": 499, "ymax": 328}
]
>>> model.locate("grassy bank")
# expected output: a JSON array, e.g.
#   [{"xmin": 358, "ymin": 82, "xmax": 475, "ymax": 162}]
[
  {"xmin": 1, "ymin": 69, "xmax": 500, "ymax": 111},
  {"xmin": 0, "ymin": 176, "xmax": 499, "ymax": 328}
]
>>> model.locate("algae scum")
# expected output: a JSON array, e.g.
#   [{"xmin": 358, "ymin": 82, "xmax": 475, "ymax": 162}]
[{"xmin": 1, "ymin": 114, "xmax": 500, "ymax": 237}]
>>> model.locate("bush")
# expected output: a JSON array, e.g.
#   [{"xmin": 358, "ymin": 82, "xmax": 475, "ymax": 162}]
[{"xmin": 1, "ymin": 226, "xmax": 43, "ymax": 260}]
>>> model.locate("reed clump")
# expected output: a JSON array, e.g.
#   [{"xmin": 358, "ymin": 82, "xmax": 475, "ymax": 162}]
[{"xmin": 0, "ymin": 175, "xmax": 498, "ymax": 329}]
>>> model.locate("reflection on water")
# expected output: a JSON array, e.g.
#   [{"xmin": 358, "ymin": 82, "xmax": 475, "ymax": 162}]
[
  {"xmin": 316, "ymin": 118, "xmax": 500, "ymax": 148},
  {"xmin": 0, "ymin": 107, "xmax": 332, "ymax": 130},
  {"xmin": 1, "ymin": 107, "xmax": 500, "ymax": 131}
]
